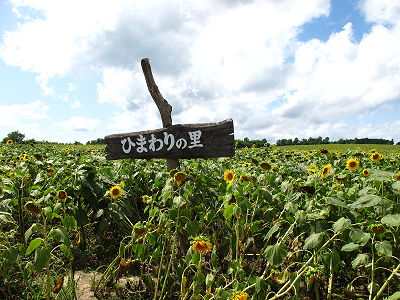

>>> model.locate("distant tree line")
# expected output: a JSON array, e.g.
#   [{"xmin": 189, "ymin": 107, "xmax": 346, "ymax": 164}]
[
  {"xmin": 86, "ymin": 138, "xmax": 105, "ymax": 145},
  {"xmin": 276, "ymin": 136, "xmax": 396, "ymax": 146},
  {"xmin": 235, "ymin": 137, "xmax": 269, "ymax": 148}
]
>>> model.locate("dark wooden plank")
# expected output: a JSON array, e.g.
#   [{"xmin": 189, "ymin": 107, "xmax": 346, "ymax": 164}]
[{"xmin": 104, "ymin": 118, "xmax": 234, "ymax": 160}]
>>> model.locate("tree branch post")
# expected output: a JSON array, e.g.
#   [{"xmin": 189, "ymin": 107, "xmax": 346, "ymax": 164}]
[{"xmin": 141, "ymin": 58, "xmax": 180, "ymax": 171}]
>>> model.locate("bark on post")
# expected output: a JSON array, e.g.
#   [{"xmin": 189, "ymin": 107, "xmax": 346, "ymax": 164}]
[{"xmin": 141, "ymin": 58, "xmax": 180, "ymax": 171}]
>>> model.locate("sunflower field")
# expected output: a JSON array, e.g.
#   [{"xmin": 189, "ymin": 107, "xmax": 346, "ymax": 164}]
[{"xmin": 1, "ymin": 142, "xmax": 400, "ymax": 300}]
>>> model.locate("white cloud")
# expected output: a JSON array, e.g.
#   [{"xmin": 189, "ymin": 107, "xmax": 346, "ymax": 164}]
[
  {"xmin": 1, "ymin": 0, "xmax": 400, "ymax": 143},
  {"xmin": 54, "ymin": 116, "xmax": 100, "ymax": 132},
  {"xmin": 68, "ymin": 82, "xmax": 77, "ymax": 91},
  {"xmin": 359, "ymin": 0, "xmax": 400, "ymax": 25},
  {"xmin": 70, "ymin": 100, "xmax": 81, "ymax": 109},
  {"xmin": 0, "ymin": 100, "xmax": 49, "ymax": 126}
]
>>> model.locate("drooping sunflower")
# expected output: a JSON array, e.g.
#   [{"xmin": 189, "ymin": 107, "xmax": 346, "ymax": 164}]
[
  {"xmin": 174, "ymin": 172, "xmax": 186, "ymax": 183},
  {"xmin": 370, "ymin": 153, "xmax": 381, "ymax": 162},
  {"xmin": 224, "ymin": 170, "xmax": 235, "ymax": 183},
  {"xmin": 232, "ymin": 292, "xmax": 248, "ymax": 300},
  {"xmin": 307, "ymin": 164, "xmax": 319, "ymax": 175},
  {"xmin": 362, "ymin": 169, "xmax": 370, "ymax": 176},
  {"xmin": 25, "ymin": 201, "xmax": 40, "ymax": 214},
  {"xmin": 346, "ymin": 158, "xmax": 360, "ymax": 171},
  {"xmin": 321, "ymin": 164, "xmax": 332, "ymax": 179},
  {"xmin": 192, "ymin": 237, "xmax": 212, "ymax": 255},
  {"xmin": 395, "ymin": 173, "xmax": 400, "ymax": 181},
  {"xmin": 260, "ymin": 162, "xmax": 271, "ymax": 170},
  {"xmin": 6, "ymin": 140, "xmax": 13, "ymax": 145},
  {"xmin": 57, "ymin": 190, "xmax": 68, "ymax": 201},
  {"xmin": 169, "ymin": 169, "xmax": 179, "ymax": 178},
  {"xmin": 109, "ymin": 186, "xmax": 122, "ymax": 199}
]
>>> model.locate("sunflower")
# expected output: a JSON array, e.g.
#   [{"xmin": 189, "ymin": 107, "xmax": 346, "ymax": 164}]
[
  {"xmin": 9, "ymin": 172, "xmax": 14, "ymax": 178},
  {"xmin": 362, "ymin": 169, "xmax": 370, "ymax": 176},
  {"xmin": 224, "ymin": 170, "xmax": 235, "ymax": 183},
  {"xmin": 46, "ymin": 168, "xmax": 55, "ymax": 176},
  {"xmin": 370, "ymin": 153, "xmax": 381, "ymax": 162},
  {"xmin": 65, "ymin": 148, "xmax": 69, "ymax": 152},
  {"xmin": 52, "ymin": 146, "xmax": 57, "ymax": 149},
  {"xmin": 307, "ymin": 164, "xmax": 319, "ymax": 175},
  {"xmin": 321, "ymin": 164, "xmax": 332, "ymax": 179},
  {"xmin": 57, "ymin": 190, "xmax": 68, "ymax": 201},
  {"xmin": 264, "ymin": 143, "xmax": 268, "ymax": 146},
  {"xmin": 192, "ymin": 237, "xmax": 212, "ymax": 255},
  {"xmin": 395, "ymin": 174, "xmax": 400, "ymax": 181},
  {"xmin": 260, "ymin": 162, "xmax": 271, "ymax": 170},
  {"xmin": 370, "ymin": 149, "xmax": 377, "ymax": 153},
  {"xmin": 109, "ymin": 186, "xmax": 122, "ymax": 199},
  {"xmin": 169, "ymin": 169, "xmax": 178, "ymax": 178},
  {"xmin": 25, "ymin": 201, "xmax": 40, "ymax": 214},
  {"xmin": 319, "ymin": 149, "xmax": 329, "ymax": 155},
  {"xmin": 242, "ymin": 162, "xmax": 249, "ymax": 168},
  {"xmin": 346, "ymin": 158, "xmax": 360, "ymax": 171},
  {"xmin": 6, "ymin": 140, "xmax": 13, "ymax": 145},
  {"xmin": 174, "ymin": 172, "xmax": 186, "ymax": 182},
  {"xmin": 52, "ymin": 276, "xmax": 64, "ymax": 293},
  {"xmin": 232, "ymin": 292, "xmax": 247, "ymax": 300}
]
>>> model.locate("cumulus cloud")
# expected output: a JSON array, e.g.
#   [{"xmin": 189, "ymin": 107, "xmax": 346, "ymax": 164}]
[
  {"xmin": 0, "ymin": 100, "xmax": 49, "ymax": 126},
  {"xmin": 70, "ymin": 100, "xmax": 81, "ymax": 109},
  {"xmin": 1, "ymin": 0, "xmax": 400, "ymax": 142},
  {"xmin": 54, "ymin": 116, "xmax": 100, "ymax": 132}
]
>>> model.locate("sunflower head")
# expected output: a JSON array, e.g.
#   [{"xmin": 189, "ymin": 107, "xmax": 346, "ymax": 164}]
[
  {"xmin": 169, "ymin": 169, "xmax": 179, "ymax": 178},
  {"xmin": 260, "ymin": 162, "xmax": 271, "ymax": 170},
  {"xmin": 6, "ymin": 140, "xmax": 13, "ymax": 145},
  {"xmin": 224, "ymin": 170, "xmax": 235, "ymax": 183},
  {"xmin": 321, "ymin": 164, "xmax": 332, "ymax": 179},
  {"xmin": 242, "ymin": 162, "xmax": 249, "ymax": 168},
  {"xmin": 363, "ymin": 169, "xmax": 370, "ymax": 176},
  {"xmin": 109, "ymin": 186, "xmax": 122, "ymax": 199},
  {"xmin": 52, "ymin": 146, "xmax": 57, "ymax": 149},
  {"xmin": 174, "ymin": 172, "xmax": 186, "ymax": 182},
  {"xmin": 370, "ymin": 153, "xmax": 381, "ymax": 162},
  {"xmin": 192, "ymin": 236, "xmax": 212, "ymax": 254},
  {"xmin": 57, "ymin": 190, "xmax": 68, "ymax": 201},
  {"xmin": 307, "ymin": 164, "xmax": 319, "ymax": 175},
  {"xmin": 319, "ymin": 149, "xmax": 329, "ymax": 155},
  {"xmin": 232, "ymin": 292, "xmax": 247, "ymax": 300},
  {"xmin": 25, "ymin": 201, "xmax": 41, "ymax": 214},
  {"xmin": 395, "ymin": 173, "xmax": 400, "ymax": 181},
  {"xmin": 346, "ymin": 158, "xmax": 360, "ymax": 171},
  {"xmin": 46, "ymin": 168, "xmax": 55, "ymax": 176}
]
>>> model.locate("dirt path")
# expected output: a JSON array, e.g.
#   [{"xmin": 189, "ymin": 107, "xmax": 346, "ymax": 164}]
[{"xmin": 75, "ymin": 271, "xmax": 98, "ymax": 300}]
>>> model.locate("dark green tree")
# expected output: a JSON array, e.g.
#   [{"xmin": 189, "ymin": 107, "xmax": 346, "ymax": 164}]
[{"xmin": 2, "ymin": 130, "xmax": 25, "ymax": 144}]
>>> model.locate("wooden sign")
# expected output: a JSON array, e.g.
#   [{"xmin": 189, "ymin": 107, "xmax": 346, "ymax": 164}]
[{"xmin": 105, "ymin": 118, "xmax": 234, "ymax": 160}]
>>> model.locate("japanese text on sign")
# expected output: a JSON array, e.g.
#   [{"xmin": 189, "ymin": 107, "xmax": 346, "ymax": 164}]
[{"xmin": 121, "ymin": 130, "xmax": 203, "ymax": 154}]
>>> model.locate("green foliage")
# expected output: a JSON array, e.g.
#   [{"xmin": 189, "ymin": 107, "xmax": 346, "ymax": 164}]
[
  {"xmin": 2, "ymin": 130, "xmax": 25, "ymax": 143},
  {"xmin": 1, "ymin": 142, "xmax": 400, "ymax": 299}
]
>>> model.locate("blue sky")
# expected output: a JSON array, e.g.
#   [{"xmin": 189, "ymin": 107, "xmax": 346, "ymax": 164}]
[{"xmin": 1, "ymin": 0, "xmax": 399, "ymax": 144}]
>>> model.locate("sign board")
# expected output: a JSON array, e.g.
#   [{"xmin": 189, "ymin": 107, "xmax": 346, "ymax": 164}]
[{"xmin": 105, "ymin": 118, "xmax": 234, "ymax": 160}]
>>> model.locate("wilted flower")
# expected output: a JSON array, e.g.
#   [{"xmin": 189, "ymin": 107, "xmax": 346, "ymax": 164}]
[
  {"xmin": 232, "ymin": 292, "xmax": 247, "ymax": 300},
  {"xmin": 192, "ymin": 236, "xmax": 212, "ymax": 254}
]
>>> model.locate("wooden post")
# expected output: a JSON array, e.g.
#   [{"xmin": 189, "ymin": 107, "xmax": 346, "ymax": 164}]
[{"xmin": 141, "ymin": 58, "xmax": 180, "ymax": 171}]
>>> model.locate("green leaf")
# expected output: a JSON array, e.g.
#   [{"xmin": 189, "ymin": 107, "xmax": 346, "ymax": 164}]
[
  {"xmin": 119, "ymin": 242, "xmax": 126, "ymax": 256},
  {"xmin": 348, "ymin": 195, "xmax": 382, "ymax": 209},
  {"xmin": 323, "ymin": 251, "xmax": 340, "ymax": 271},
  {"xmin": 264, "ymin": 244, "xmax": 288, "ymax": 266},
  {"xmin": 3, "ymin": 247, "xmax": 18, "ymax": 263},
  {"xmin": 133, "ymin": 244, "xmax": 145, "ymax": 259},
  {"xmin": 332, "ymin": 217, "xmax": 351, "ymax": 233},
  {"xmin": 25, "ymin": 223, "xmax": 39, "ymax": 242},
  {"xmin": 341, "ymin": 242, "xmax": 359, "ymax": 252},
  {"xmin": 49, "ymin": 227, "xmax": 70, "ymax": 247},
  {"xmin": 303, "ymin": 233, "xmax": 323, "ymax": 249},
  {"xmin": 295, "ymin": 210, "xmax": 306, "ymax": 227},
  {"xmin": 63, "ymin": 215, "xmax": 77, "ymax": 231},
  {"xmin": 349, "ymin": 229, "xmax": 370, "ymax": 246},
  {"xmin": 60, "ymin": 244, "xmax": 73, "ymax": 260},
  {"xmin": 53, "ymin": 202, "xmax": 62, "ymax": 214},
  {"xmin": 255, "ymin": 276, "xmax": 265, "ymax": 293},
  {"xmin": 34, "ymin": 248, "xmax": 50, "ymax": 273},
  {"xmin": 307, "ymin": 212, "xmax": 325, "ymax": 220},
  {"xmin": 392, "ymin": 181, "xmax": 400, "ymax": 191},
  {"xmin": 172, "ymin": 196, "xmax": 186, "ymax": 209},
  {"xmin": 327, "ymin": 197, "xmax": 347, "ymax": 207},
  {"xmin": 366, "ymin": 169, "xmax": 395, "ymax": 182},
  {"xmin": 223, "ymin": 205, "xmax": 235, "ymax": 220},
  {"xmin": 75, "ymin": 208, "xmax": 88, "ymax": 227},
  {"xmin": 205, "ymin": 273, "xmax": 214, "ymax": 291},
  {"xmin": 352, "ymin": 253, "xmax": 370, "ymax": 269},
  {"xmin": 381, "ymin": 214, "xmax": 400, "ymax": 227},
  {"xmin": 266, "ymin": 223, "xmax": 280, "ymax": 240},
  {"xmin": 385, "ymin": 291, "xmax": 400, "ymax": 300},
  {"xmin": 375, "ymin": 240, "xmax": 392, "ymax": 257},
  {"xmin": 26, "ymin": 238, "xmax": 42, "ymax": 256},
  {"xmin": 43, "ymin": 206, "xmax": 53, "ymax": 221},
  {"xmin": 187, "ymin": 220, "xmax": 199, "ymax": 236}
]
